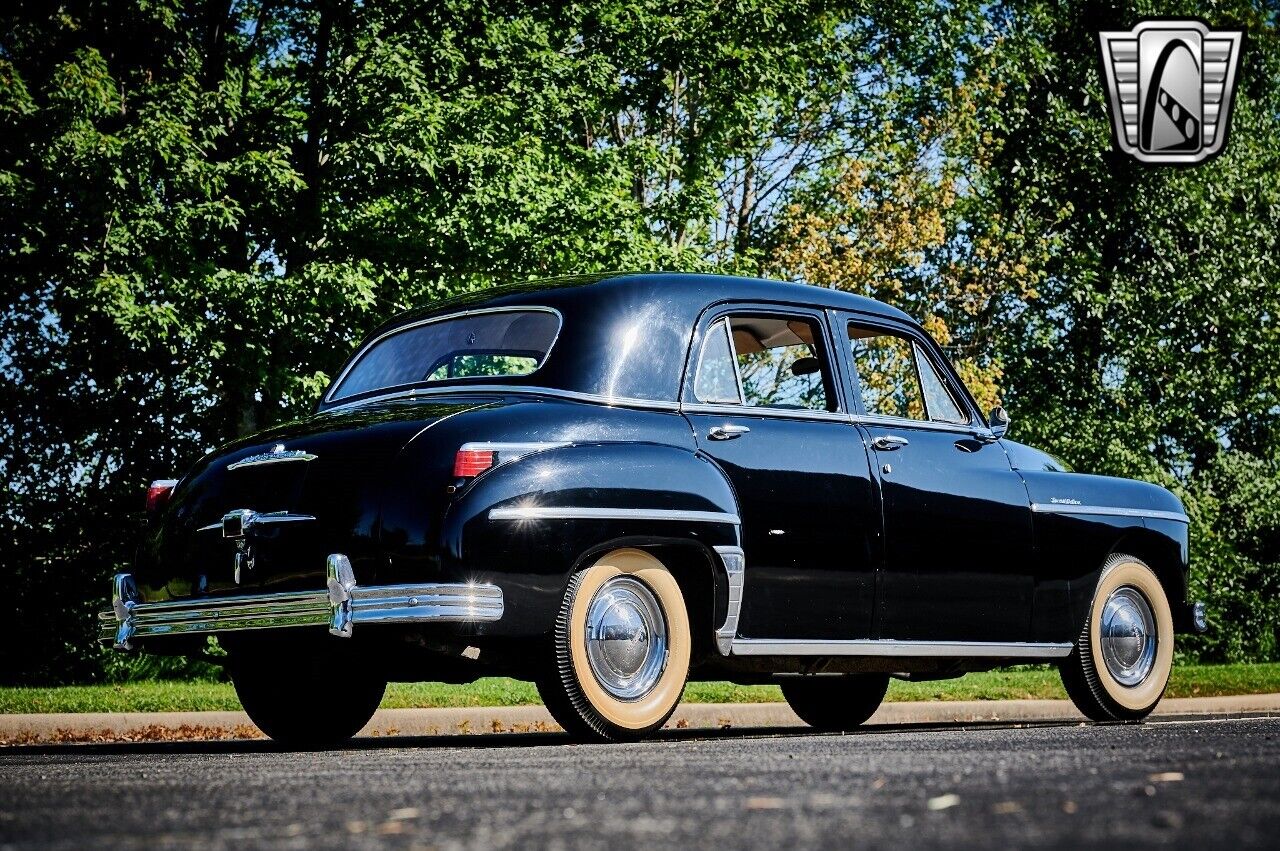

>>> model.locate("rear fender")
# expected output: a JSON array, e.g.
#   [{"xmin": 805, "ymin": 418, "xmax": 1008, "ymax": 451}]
[{"xmin": 441, "ymin": 442, "xmax": 741, "ymax": 636}]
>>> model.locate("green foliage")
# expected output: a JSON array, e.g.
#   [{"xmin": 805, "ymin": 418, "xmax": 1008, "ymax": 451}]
[
  {"xmin": 945, "ymin": 1, "xmax": 1280, "ymax": 659},
  {"xmin": 1180, "ymin": 452, "xmax": 1280, "ymax": 661},
  {"xmin": 4, "ymin": 664, "xmax": 1278, "ymax": 713},
  {"xmin": 1, "ymin": 0, "xmax": 1277, "ymax": 683},
  {"xmin": 0, "ymin": 0, "xmax": 919, "ymax": 683}
]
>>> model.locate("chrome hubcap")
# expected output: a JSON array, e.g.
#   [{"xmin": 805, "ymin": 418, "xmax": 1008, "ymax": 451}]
[
  {"xmin": 584, "ymin": 576, "xmax": 668, "ymax": 700},
  {"xmin": 1100, "ymin": 586, "xmax": 1157, "ymax": 687}
]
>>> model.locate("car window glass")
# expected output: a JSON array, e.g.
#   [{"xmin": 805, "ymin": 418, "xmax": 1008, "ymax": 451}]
[
  {"xmin": 425, "ymin": 353, "xmax": 539, "ymax": 381},
  {"xmin": 914, "ymin": 343, "xmax": 966, "ymax": 424},
  {"xmin": 693, "ymin": 319, "xmax": 742, "ymax": 404},
  {"xmin": 848, "ymin": 325, "xmax": 926, "ymax": 420},
  {"xmin": 332, "ymin": 310, "xmax": 559, "ymax": 401},
  {"xmin": 729, "ymin": 316, "xmax": 830, "ymax": 411}
]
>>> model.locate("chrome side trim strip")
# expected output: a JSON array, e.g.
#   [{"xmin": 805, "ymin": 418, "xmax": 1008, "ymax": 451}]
[
  {"xmin": 729, "ymin": 638, "xmax": 1074, "ymax": 659},
  {"xmin": 459, "ymin": 440, "xmax": 571, "ymax": 457},
  {"xmin": 101, "ymin": 565, "xmax": 503, "ymax": 649},
  {"xmin": 488, "ymin": 506, "xmax": 741, "ymax": 524},
  {"xmin": 713, "ymin": 545, "xmax": 746, "ymax": 655},
  {"xmin": 1030, "ymin": 503, "xmax": 1189, "ymax": 524},
  {"xmin": 326, "ymin": 306, "xmax": 565, "ymax": 404},
  {"xmin": 680, "ymin": 402, "xmax": 849, "ymax": 422},
  {"xmin": 325, "ymin": 384, "xmax": 682, "ymax": 413}
]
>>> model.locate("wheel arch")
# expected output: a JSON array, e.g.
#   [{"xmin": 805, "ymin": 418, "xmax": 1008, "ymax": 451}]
[
  {"xmin": 562, "ymin": 537, "xmax": 729, "ymax": 667},
  {"xmin": 1066, "ymin": 524, "xmax": 1190, "ymax": 636},
  {"xmin": 439, "ymin": 441, "xmax": 742, "ymax": 641},
  {"xmin": 1109, "ymin": 526, "xmax": 1188, "ymax": 611}
]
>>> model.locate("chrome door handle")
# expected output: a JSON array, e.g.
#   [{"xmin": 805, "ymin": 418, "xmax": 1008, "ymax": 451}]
[
  {"xmin": 708, "ymin": 424, "xmax": 751, "ymax": 441},
  {"xmin": 872, "ymin": 435, "xmax": 909, "ymax": 451}
]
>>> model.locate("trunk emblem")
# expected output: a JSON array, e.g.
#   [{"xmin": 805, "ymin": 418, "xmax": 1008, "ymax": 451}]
[
  {"xmin": 222, "ymin": 508, "xmax": 257, "ymax": 538},
  {"xmin": 227, "ymin": 445, "xmax": 318, "ymax": 470}
]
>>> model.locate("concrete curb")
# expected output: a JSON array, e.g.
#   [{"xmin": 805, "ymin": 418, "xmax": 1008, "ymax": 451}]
[{"xmin": 4, "ymin": 693, "xmax": 1279, "ymax": 744}]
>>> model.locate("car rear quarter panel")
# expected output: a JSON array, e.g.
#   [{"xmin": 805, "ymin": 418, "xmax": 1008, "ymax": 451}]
[{"xmin": 380, "ymin": 399, "xmax": 739, "ymax": 636}]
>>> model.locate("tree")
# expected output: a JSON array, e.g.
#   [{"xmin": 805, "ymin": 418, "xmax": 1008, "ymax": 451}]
[
  {"xmin": 0, "ymin": 0, "xmax": 930, "ymax": 683},
  {"xmin": 946, "ymin": 0, "xmax": 1280, "ymax": 658}
]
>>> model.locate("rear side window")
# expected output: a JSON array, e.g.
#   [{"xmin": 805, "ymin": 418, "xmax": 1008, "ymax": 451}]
[
  {"xmin": 848, "ymin": 324, "xmax": 967, "ymax": 424},
  {"xmin": 693, "ymin": 320, "xmax": 742, "ymax": 404},
  {"xmin": 330, "ymin": 309, "xmax": 560, "ymax": 401},
  {"xmin": 693, "ymin": 315, "xmax": 833, "ymax": 412}
]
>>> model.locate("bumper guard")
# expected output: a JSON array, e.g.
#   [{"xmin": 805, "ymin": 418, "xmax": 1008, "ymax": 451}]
[{"xmin": 100, "ymin": 554, "xmax": 504, "ymax": 650}]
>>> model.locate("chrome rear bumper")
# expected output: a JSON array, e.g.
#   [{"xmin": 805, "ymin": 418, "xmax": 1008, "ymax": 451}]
[{"xmin": 100, "ymin": 554, "xmax": 504, "ymax": 650}]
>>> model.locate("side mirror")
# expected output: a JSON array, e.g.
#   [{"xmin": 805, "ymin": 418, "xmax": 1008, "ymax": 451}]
[{"xmin": 988, "ymin": 405, "xmax": 1010, "ymax": 439}]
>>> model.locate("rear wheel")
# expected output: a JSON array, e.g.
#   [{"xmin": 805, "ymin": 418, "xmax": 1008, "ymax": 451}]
[
  {"xmin": 1059, "ymin": 553, "xmax": 1174, "ymax": 721},
  {"xmin": 780, "ymin": 674, "xmax": 890, "ymax": 731},
  {"xmin": 538, "ymin": 548, "xmax": 691, "ymax": 742},
  {"xmin": 230, "ymin": 642, "xmax": 386, "ymax": 746}
]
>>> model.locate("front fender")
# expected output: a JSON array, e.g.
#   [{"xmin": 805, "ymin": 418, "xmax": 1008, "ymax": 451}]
[
  {"xmin": 439, "ymin": 442, "xmax": 740, "ymax": 635},
  {"xmin": 1017, "ymin": 468, "xmax": 1190, "ymax": 639}
]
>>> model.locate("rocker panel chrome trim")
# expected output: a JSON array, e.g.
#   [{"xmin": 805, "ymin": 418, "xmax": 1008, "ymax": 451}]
[
  {"xmin": 1030, "ymin": 503, "xmax": 1189, "ymax": 523},
  {"xmin": 729, "ymin": 638, "xmax": 1074, "ymax": 659},
  {"xmin": 488, "ymin": 506, "xmax": 741, "ymax": 524}
]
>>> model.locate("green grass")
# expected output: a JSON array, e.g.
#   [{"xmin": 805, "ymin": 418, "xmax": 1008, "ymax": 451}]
[{"xmin": 3, "ymin": 663, "xmax": 1278, "ymax": 715}]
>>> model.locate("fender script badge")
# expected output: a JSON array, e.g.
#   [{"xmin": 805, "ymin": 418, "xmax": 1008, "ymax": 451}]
[{"xmin": 1050, "ymin": 497, "xmax": 1083, "ymax": 505}]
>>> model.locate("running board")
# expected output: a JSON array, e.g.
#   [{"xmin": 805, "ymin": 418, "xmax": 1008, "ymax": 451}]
[{"xmin": 729, "ymin": 639, "xmax": 1073, "ymax": 659}]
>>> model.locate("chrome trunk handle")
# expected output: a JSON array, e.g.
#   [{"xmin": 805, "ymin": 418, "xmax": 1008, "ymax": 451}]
[{"xmin": 708, "ymin": 424, "xmax": 751, "ymax": 441}]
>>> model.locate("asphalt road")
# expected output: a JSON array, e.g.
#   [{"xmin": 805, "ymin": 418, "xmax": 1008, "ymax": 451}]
[{"xmin": 2, "ymin": 716, "xmax": 1278, "ymax": 850}]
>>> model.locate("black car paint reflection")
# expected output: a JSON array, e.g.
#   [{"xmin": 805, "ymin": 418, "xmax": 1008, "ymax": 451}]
[{"xmin": 133, "ymin": 272, "xmax": 1194, "ymax": 681}]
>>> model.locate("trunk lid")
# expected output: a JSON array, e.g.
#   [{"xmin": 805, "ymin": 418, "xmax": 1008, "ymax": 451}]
[{"xmin": 135, "ymin": 398, "xmax": 486, "ymax": 600}]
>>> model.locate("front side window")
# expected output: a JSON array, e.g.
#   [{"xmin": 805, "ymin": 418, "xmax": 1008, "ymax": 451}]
[
  {"xmin": 848, "ymin": 324, "xmax": 967, "ymax": 424},
  {"xmin": 331, "ymin": 309, "xmax": 560, "ymax": 401},
  {"xmin": 693, "ymin": 314, "xmax": 832, "ymax": 411},
  {"xmin": 914, "ymin": 343, "xmax": 966, "ymax": 423}
]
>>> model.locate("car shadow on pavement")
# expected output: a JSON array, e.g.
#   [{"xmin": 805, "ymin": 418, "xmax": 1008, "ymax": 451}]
[{"xmin": 0, "ymin": 718, "xmax": 1093, "ymax": 758}]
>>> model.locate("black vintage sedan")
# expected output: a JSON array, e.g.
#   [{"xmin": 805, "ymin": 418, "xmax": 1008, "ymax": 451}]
[{"xmin": 102, "ymin": 273, "xmax": 1206, "ymax": 743}]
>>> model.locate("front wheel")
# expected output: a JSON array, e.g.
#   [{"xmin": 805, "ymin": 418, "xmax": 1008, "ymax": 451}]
[
  {"xmin": 1059, "ymin": 553, "xmax": 1174, "ymax": 721},
  {"xmin": 781, "ymin": 674, "xmax": 890, "ymax": 731},
  {"xmin": 230, "ymin": 643, "xmax": 386, "ymax": 746},
  {"xmin": 538, "ymin": 548, "xmax": 691, "ymax": 742}
]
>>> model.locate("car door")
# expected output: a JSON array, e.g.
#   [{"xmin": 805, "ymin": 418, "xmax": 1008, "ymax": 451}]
[
  {"xmin": 836, "ymin": 314, "xmax": 1036, "ymax": 642},
  {"xmin": 682, "ymin": 306, "xmax": 878, "ymax": 641}
]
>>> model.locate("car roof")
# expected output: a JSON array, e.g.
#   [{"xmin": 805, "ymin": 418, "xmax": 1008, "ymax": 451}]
[
  {"xmin": 323, "ymin": 273, "xmax": 920, "ymax": 409},
  {"xmin": 387, "ymin": 272, "xmax": 916, "ymax": 328}
]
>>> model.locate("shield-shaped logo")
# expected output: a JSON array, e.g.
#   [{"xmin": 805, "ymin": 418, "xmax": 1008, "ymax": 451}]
[{"xmin": 1098, "ymin": 20, "xmax": 1243, "ymax": 164}]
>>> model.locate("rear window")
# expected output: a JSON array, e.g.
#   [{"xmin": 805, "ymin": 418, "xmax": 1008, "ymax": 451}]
[{"xmin": 329, "ymin": 309, "xmax": 561, "ymax": 402}]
